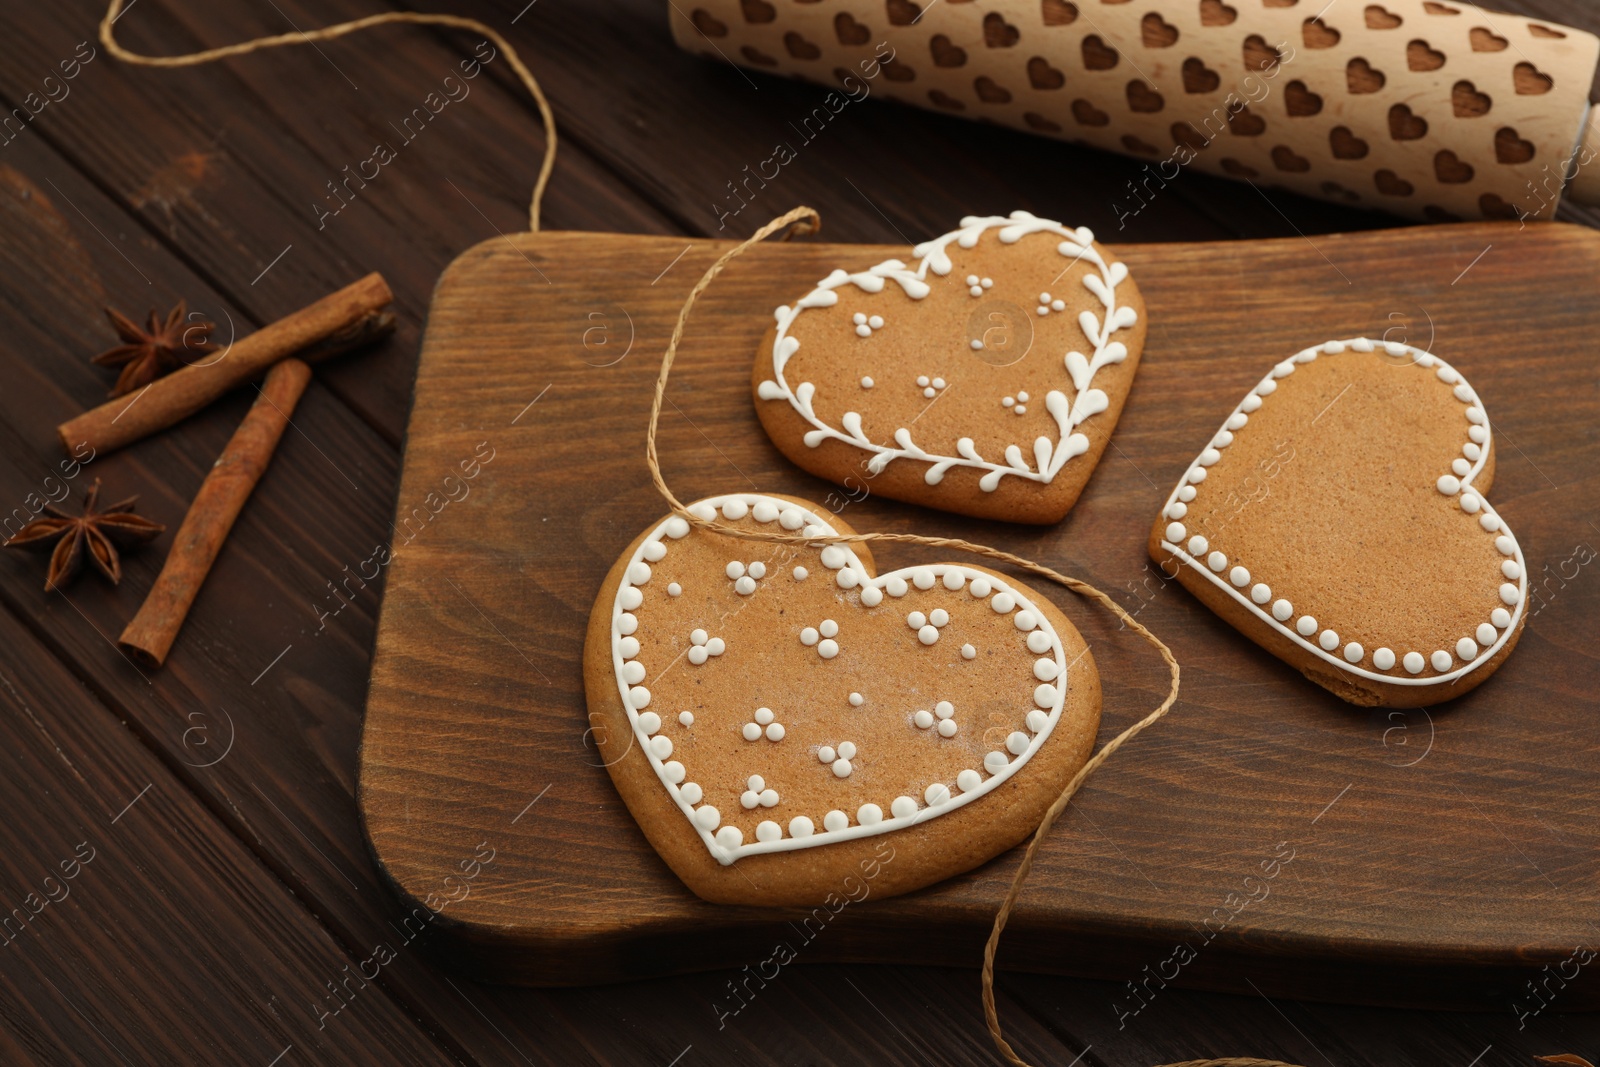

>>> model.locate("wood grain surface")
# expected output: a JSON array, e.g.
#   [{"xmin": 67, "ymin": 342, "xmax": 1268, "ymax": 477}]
[
  {"xmin": 2, "ymin": 0, "xmax": 1599, "ymax": 1062},
  {"xmin": 362, "ymin": 220, "xmax": 1600, "ymax": 1010}
]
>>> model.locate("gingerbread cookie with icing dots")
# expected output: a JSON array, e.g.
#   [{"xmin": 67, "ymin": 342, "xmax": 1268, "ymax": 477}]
[
  {"xmin": 753, "ymin": 212, "xmax": 1146, "ymax": 525},
  {"xmin": 1149, "ymin": 338, "xmax": 1527, "ymax": 708},
  {"xmin": 583, "ymin": 493, "xmax": 1101, "ymax": 905}
]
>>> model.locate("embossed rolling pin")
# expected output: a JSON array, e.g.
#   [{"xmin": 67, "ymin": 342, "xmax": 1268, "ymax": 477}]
[{"xmin": 672, "ymin": 0, "xmax": 1600, "ymax": 222}]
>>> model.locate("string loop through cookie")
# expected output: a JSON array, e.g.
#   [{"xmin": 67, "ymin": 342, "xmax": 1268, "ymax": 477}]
[
  {"xmin": 648, "ymin": 207, "xmax": 1301, "ymax": 1067},
  {"xmin": 98, "ymin": 0, "xmax": 558, "ymax": 231}
]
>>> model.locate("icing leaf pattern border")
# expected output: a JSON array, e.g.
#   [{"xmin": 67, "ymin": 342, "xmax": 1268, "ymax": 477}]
[{"xmin": 757, "ymin": 211, "xmax": 1138, "ymax": 492}]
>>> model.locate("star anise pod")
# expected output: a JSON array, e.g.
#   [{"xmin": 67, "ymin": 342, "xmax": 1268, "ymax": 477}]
[
  {"xmin": 4, "ymin": 479, "xmax": 165, "ymax": 592},
  {"xmin": 92, "ymin": 300, "xmax": 219, "ymax": 396}
]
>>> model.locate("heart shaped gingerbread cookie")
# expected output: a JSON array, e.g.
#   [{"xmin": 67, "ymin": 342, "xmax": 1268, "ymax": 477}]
[
  {"xmin": 1149, "ymin": 339, "xmax": 1527, "ymax": 707},
  {"xmin": 583, "ymin": 493, "xmax": 1100, "ymax": 904},
  {"xmin": 753, "ymin": 212, "xmax": 1146, "ymax": 524}
]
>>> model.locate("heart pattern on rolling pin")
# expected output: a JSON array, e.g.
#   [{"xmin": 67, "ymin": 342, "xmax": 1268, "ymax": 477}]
[{"xmin": 671, "ymin": 0, "xmax": 1595, "ymax": 222}]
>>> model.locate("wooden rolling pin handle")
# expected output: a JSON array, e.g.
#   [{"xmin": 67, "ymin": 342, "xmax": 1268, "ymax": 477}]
[{"xmin": 1564, "ymin": 110, "xmax": 1600, "ymax": 207}]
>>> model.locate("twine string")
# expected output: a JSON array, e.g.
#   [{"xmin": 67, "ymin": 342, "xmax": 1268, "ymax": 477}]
[
  {"xmin": 98, "ymin": 0, "xmax": 557, "ymax": 231},
  {"xmin": 97, "ymin": 8, "xmax": 1301, "ymax": 1063},
  {"xmin": 646, "ymin": 207, "xmax": 1301, "ymax": 1067}
]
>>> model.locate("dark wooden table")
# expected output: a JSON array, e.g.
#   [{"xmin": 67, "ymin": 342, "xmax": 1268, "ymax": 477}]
[{"xmin": 1, "ymin": 2, "xmax": 1597, "ymax": 1064}]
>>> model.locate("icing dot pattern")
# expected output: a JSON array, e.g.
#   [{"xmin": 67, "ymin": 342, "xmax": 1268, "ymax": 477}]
[
  {"xmin": 758, "ymin": 214, "xmax": 1137, "ymax": 495},
  {"xmin": 1155, "ymin": 340, "xmax": 1526, "ymax": 685},
  {"xmin": 851, "ymin": 311, "xmax": 885, "ymax": 338},
  {"xmin": 611, "ymin": 493, "xmax": 1072, "ymax": 863}
]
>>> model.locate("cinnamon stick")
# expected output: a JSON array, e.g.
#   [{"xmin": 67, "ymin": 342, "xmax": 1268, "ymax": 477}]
[
  {"xmin": 119, "ymin": 359, "xmax": 313, "ymax": 668},
  {"xmin": 59, "ymin": 272, "xmax": 392, "ymax": 457}
]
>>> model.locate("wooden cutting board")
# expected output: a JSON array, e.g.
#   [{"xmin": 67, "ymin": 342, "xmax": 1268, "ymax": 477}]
[{"xmin": 358, "ymin": 221, "xmax": 1600, "ymax": 1010}]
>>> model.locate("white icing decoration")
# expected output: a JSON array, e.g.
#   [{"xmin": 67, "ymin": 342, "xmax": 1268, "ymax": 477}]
[
  {"xmin": 757, "ymin": 212, "xmax": 1134, "ymax": 492},
  {"xmin": 1155, "ymin": 340, "xmax": 1525, "ymax": 688},
  {"xmin": 610, "ymin": 493, "xmax": 1069, "ymax": 865}
]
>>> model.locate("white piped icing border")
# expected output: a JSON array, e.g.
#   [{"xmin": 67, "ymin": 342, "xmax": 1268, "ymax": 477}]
[
  {"xmin": 610, "ymin": 493, "xmax": 1069, "ymax": 865},
  {"xmin": 1157, "ymin": 339, "xmax": 1527, "ymax": 687},
  {"xmin": 756, "ymin": 211, "xmax": 1138, "ymax": 492}
]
